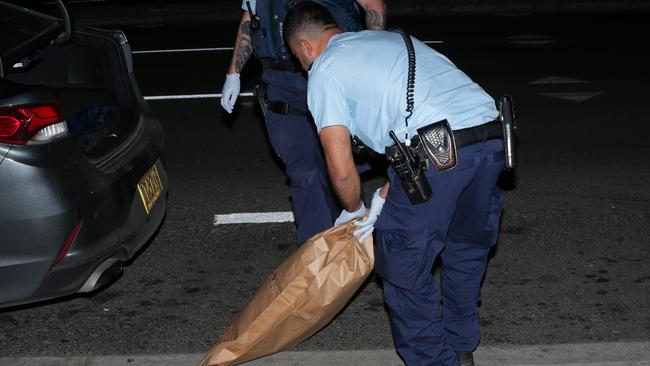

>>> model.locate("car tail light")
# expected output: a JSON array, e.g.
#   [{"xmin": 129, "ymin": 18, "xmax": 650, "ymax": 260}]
[{"xmin": 0, "ymin": 103, "xmax": 67, "ymax": 145}]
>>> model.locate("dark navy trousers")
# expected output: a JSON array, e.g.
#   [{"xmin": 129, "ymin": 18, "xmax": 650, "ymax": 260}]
[
  {"xmin": 374, "ymin": 139, "xmax": 505, "ymax": 366},
  {"xmin": 261, "ymin": 69, "xmax": 341, "ymax": 245}
]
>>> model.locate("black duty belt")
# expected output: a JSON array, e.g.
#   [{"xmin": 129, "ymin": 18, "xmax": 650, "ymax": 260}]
[
  {"xmin": 452, "ymin": 120, "xmax": 503, "ymax": 148},
  {"xmin": 260, "ymin": 58, "xmax": 301, "ymax": 72},
  {"xmin": 270, "ymin": 102, "xmax": 309, "ymax": 116}
]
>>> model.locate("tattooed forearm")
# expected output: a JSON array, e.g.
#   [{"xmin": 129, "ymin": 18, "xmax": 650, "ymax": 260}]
[
  {"xmin": 235, "ymin": 20, "xmax": 253, "ymax": 73},
  {"xmin": 365, "ymin": 9, "xmax": 385, "ymax": 30}
]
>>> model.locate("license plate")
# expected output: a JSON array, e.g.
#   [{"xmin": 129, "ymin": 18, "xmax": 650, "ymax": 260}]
[{"xmin": 137, "ymin": 163, "xmax": 164, "ymax": 214}]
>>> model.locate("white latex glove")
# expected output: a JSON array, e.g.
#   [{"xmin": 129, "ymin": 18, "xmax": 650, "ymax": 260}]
[
  {"xmin": 334, "ymin": 202, "xmax": 366, "ymax": 226},
  {"xmin": 220, "ymin": 73, "xmax": 241, "ymax": 113},
  {"xmin": 353, "ymin": 188, "xmax": 385, "ymax": 241}
]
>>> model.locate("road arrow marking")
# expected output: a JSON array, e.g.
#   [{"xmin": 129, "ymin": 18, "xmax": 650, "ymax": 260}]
[
  {"xmin": 539, "ymin": 91, "xmax": 604, "ymax": 102},
  {"xmin": 530, "ymin": 75, "xmax": 590, "ymax": 85},
  {"xmin": 214, "ymin": 212, "xmax": 295, "ymax": 225}
]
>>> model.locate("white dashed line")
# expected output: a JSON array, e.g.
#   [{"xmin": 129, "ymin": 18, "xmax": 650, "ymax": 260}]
[
  {"xmin": 144, "ymin": 92, "xmax": 254, "ymax": 100},
  {"xmin": 214, "ymin": 212, "xmax": 295, "ymax": 225}
]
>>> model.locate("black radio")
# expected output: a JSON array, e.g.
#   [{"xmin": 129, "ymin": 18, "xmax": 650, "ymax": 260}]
[{"xmin": 385, "ymin": 131, "xmax": 432, "ymax": 204}]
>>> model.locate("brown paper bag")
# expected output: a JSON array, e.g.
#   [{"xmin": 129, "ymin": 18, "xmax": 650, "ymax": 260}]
[{"xmin": 200, "ymin": 221, "xmax": 374, "ymax": 366}]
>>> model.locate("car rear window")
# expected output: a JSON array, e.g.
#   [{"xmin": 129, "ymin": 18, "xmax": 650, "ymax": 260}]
[{"xmin": 0, "ymin": 2, "xmax": 61, "ymax": 68}]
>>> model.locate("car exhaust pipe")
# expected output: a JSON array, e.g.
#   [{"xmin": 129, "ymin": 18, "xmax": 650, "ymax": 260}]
[{"xmin": 79, "ymin": 258, "xmax": 123, "ymax": 293}]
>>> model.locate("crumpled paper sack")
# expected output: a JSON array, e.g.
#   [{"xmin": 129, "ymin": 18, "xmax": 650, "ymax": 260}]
[{"xmin": 200, "ymin": 220, "xmax": 375, "ymax": 366}]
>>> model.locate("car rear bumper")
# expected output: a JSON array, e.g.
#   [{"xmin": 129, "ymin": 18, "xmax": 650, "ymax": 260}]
[{"xmin": 35, "ymin": 172, "xmax": 168, "ymax": 301}]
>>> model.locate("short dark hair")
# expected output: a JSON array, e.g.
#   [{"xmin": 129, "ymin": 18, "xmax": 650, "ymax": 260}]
[{"xmin": 284, "ymin": 1, "xmax": 338, "ymax": 42}]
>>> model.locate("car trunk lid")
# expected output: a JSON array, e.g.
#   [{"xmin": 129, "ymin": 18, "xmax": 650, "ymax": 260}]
[{"xmin": 0, "ymin": 1, "xmax": 64, "ymax": 77}]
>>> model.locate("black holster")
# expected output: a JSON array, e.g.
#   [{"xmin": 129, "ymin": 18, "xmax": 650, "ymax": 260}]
[
  {"xmin": 252, "ymin": 82, "xmax": 270, "ymax": 119},
  {"xmin": 253, "ymin": 81, "xmax": 309, "ymax": 117}
]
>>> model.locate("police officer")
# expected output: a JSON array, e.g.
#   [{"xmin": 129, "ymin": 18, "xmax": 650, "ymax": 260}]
[
  {"xmin": 219, "ymin": 0, "xmax": 386, "ymax": 245},
  {"xmin": 284, "ymin": 2, "xmax": 508, "ymax": 365}
]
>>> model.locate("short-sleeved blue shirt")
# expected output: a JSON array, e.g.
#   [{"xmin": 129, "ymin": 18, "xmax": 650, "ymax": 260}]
[
  {"xmin": 241, "ymin": 0, "xmax": 255, "ymax": 11},
  {"xmin": 307, "ymin": 31, "xmax": 499, "ymax": 153}
]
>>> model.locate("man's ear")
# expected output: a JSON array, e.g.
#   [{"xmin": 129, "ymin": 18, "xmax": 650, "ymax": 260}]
[{"xmin": 299, "ymin": 39, "xmax": 314, "ymax": 58}]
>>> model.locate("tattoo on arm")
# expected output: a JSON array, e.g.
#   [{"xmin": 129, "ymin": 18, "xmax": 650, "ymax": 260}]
[
  {"xmin": 235, "ymin": 21, "xmax": 253, "ymax": 73},
  {"xmin": 365, "ymin": 9, "xmax": 386, "ymax": 31}
]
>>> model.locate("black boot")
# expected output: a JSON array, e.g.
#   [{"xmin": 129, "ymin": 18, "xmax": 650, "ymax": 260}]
[{"xmin": 456, "ymin": 351, "xmax": 475, "ymax": 366}]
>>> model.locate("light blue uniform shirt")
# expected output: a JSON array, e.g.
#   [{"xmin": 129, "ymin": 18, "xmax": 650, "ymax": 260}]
[
  {"xmin": 241, "ymin": 0, "xmax": 255, "ymax": 10},
  {"xmin": 307, "ymin": 31, "xmax": 499, "ymax": 153}
]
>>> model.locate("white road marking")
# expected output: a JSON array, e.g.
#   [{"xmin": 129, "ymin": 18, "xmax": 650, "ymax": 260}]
[
  {"xmin": 133, "ymin": 41, "xmax": 443, "ymax": 54},
  {"xmin": 540, "ymin": 91, "xmax": 604, "ymax": 102},
  {"xmin": 214, "ymin": 212, "xmax": 295, "ymax": 225},
  {"xmin": 144, "ymin": 92, "xmax": 254, "ymax": 100},
  {"xmin": 530, "ymin": 75, "xmax": 590, "ymax": 85}
]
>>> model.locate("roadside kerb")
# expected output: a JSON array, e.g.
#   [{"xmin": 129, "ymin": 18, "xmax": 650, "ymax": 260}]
[{"xmin": 1, "ymin": 342, "xmax": 649, "ymax": 366}]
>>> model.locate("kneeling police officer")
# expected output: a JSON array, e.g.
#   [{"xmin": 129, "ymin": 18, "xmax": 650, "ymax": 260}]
[{"xmin": 284, "ymin": 2, "xmax": 516, "ymax": 365}]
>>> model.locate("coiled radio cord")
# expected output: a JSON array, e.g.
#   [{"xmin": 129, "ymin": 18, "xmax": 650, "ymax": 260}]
[{"xmin": 397, "ymin": 30, "xmax": 416, "ymax": 145}]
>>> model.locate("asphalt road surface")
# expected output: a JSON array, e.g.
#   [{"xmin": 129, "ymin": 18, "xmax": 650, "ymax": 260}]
[{"xmin": 0, "ymin": 12, "xmax": 648, "ymax": 358}]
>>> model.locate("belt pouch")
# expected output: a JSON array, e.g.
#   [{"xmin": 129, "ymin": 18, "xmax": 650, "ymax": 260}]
[{"xmin": 416, "ymin": 119, "xmax": 458, "ymax": 171}]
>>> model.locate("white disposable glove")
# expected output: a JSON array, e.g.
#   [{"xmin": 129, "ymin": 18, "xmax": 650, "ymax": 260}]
[
  {"xmin": 220, "ymin": 73, "xmax": 241, "ymax": 113},
  {"xmin": 334, "ymin": 202, "xmax": 366, "ymax": 226},
  {"xmin": 353, "ymin": 188, "xmax": 385, "ymax": 242}
]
